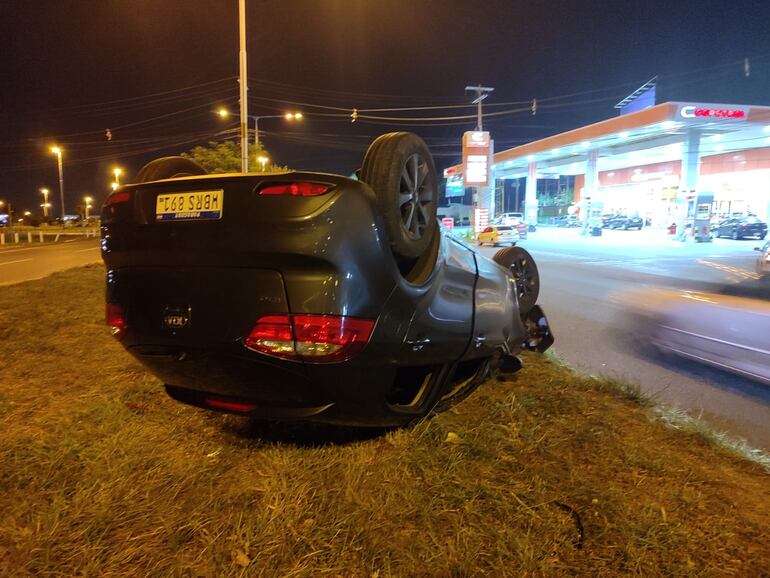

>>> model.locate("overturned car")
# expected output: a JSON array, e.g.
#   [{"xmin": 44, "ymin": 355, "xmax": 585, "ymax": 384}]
[{"xmin": 100, "ymin": 132, "xmax": 553, "ymax": 426}]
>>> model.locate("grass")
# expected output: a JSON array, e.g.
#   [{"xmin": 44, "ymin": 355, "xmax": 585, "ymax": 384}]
[{"xmin": 0, "ymin": 265, "xmax": 768, "ymax": 576}]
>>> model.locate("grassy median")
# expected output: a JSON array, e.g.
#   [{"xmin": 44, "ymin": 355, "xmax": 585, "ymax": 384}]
[{"xmin": 0, "ymin": 265, "xmax": 768, "ymax": 576}]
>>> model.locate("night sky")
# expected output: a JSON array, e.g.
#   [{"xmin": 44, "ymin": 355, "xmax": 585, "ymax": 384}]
[{"xmin": 2, "ymin": 0, "xmax": 770, "ymax": 214}]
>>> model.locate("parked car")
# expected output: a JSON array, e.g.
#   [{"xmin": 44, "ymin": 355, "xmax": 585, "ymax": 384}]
[
  {"xmin": 477, "ymin": 225, "xmax": 520, "ymax": 246},
  {"xmin": 756, "ymin": 241, "xmax": 770, "ymax": 278},
  {"xmin": 617, "ymin": 284, "xmax": 770, "ymax": 385},
  {"xmin": 494, "ymin": 212, "xmax": 535, "ymax": 233},
  {"xmin": 607, "ymin": 215, "xmax": 643, "ymax": 230},
  {"xmin": 497, "ymin": 212, "xmax": 524, "ymax": 226},
  {"xmin": 715, "ymin": 216, "xmax": 767, "ymax": 240},
  {"xmin": 100, "ymin": 132, "xmax": 553, "ymax": 427},
  {"xmin": 601, "ymin": 213, "xmax": 620, "ymax": 228},
  {"xmin": 555, "ymin": 215, "xmax": 580, "ymax": 227}
]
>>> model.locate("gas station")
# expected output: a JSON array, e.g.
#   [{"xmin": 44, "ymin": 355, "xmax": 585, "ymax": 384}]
[{"xmin": 449, "ymin": 91, "xmax": 770, "ymax": 240}]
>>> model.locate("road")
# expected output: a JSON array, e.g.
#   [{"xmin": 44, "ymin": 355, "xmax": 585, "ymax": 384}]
[
  {"xmin": 479, "ymin": 227, "xmax": 770, "ymax": 450},
  {"xmin": 0, "ymin": 238, "xmax": 101, "ymax": 286}
]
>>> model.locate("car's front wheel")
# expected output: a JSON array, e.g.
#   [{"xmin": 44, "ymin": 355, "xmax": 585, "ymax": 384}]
[{"xmin": 493, "ymin": 246, "xmax": 540, "ymax": 317}]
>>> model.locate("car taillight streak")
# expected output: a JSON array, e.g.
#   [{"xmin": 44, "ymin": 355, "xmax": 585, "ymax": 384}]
[
  {"xmin": 258, "ymin": 182, "xmax": 332, "ymax": 196},
  {"xmin": 244, "ymin": 314, "xmax": 374, "ymax": 362}
]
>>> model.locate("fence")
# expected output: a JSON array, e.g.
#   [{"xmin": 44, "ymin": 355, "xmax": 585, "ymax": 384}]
[{"xmin": 0, "ymin": 228, "xmax": 99, "ymax": 245}]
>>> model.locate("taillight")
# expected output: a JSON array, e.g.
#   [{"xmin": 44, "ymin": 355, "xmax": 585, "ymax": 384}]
[
  {"xmin": 244, "ymin": 314, "xmax": 374, "ymax": 362},
  {"xmin": 103, "ymin": 191, "xmax": 131, "ymax": 207},
  {"xmin": 258, "ymin": 182, "xmax": 332, "ymax": 197},
  {"xmin": 204, "ymin": 398, "xmax": 258, "ymax": 412},
  {"xmin": 106, "ymin": 303, "xmax": 127, "ymax": 337},
  {"xmin": 244, "ymin": 315, "xmax": 294, "ymax": 357}
]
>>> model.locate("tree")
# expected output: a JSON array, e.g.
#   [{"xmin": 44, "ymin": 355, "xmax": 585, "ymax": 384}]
[{"xmin": 181, "ymin": 141, "xmax": 286, "ymax": 174}]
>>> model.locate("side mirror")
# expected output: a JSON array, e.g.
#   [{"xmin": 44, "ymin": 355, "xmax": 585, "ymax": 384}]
[{"xmin": 754, "ymin": 247, "xmax": 761, "ymax": 252}]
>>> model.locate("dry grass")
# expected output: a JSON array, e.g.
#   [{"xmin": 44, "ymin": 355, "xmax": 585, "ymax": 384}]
[{"xmin": 0, "ymin": 265, "xmax": 768, "ymax": 577}]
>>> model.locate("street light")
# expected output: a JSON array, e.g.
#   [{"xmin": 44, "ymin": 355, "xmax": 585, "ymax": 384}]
[
  {"xmin": 84, "ymin": 196, "xmax": 93, "ymax": 220},
  {"xmin": 217, "ymin": 108, "xmax": 303, "ymax": 150},
  {"xmin": 50, "ymin": 146, "xmax": 65, "ymax": 219},
  {"xmin": 40, "ymin": 188, "xmax": 50, "ymax": 218},
  {"xmin": 257, "ymin": 155, "xmax": 269, "ymax": 172},
  {"xmin": 113, "ymin": 167, "xmax": 122, "ymax": 186}
]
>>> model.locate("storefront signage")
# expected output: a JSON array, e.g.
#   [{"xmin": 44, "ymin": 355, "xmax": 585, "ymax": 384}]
[
  {"xmin": 462, "ymin": 131, "xmax": 492, "ymax": 187},
  {"xmin": 678, "ymin": 105, "xmax": 747, "ymax": 120},
  {"xmin": 445, "ymin": 174, "xmax": 465, "ymax": 198},
  {"xmin": 473, "ymin": 207, "xmax": 489, "ymax": 233}
]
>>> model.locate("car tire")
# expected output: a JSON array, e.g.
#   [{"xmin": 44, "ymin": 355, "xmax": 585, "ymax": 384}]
[
  {"xmin": 360, "ymin": 132, "xmax": 438, "ymax": 259},
  {"xmin": 493, "ymin": 246, "xmax": 540, "ymax": 316},
  {"xmin": 732, "ymin": 229, "xmax": 740, "ymax": 240},
  {"xmin": 135, "ymin": 156, "xmax": 208, "ymax": 183}
]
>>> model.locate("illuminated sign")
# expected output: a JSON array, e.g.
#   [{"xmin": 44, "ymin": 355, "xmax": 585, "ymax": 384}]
[
  {"xmin": 679, "ymin": 105, "xmax": 747, "ymax": 119},
  {"xmin": 445, "ymin": 174, "xmax": 465, "ymax": 198},
  {"xmin": 462, "ymin": 131, "xmax": 492, "ymax": 187},
  {"xmin": 466, "ymin": 155, "xmax": 488, "ymax": 184},
  {"xmin": 474, "ymin": 208, "xmax": 489, "ymax": 233}
]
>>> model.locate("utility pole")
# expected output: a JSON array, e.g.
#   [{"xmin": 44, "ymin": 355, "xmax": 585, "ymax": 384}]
[
  {"xmin": 465, "ymin": 85, "xmax": 494, "ymax": 131},
  {"xmin": 238, "ymin": 0, "xmax": 249, "ymax": 173}
]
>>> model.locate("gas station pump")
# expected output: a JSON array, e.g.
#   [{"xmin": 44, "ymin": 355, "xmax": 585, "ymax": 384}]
[{"xmin": 687, "ymin": 192, "xmax": 714, "ymax": 242}]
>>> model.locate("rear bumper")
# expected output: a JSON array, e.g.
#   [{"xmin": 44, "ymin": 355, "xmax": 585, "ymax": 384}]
[{"xmin": 128, "ymin": 343, "xmax": 433, "ymax": 427}]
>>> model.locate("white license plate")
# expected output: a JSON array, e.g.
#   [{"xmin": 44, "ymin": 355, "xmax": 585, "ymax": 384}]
[{"xmin": 155, "ymin": 190, "xmax": 224, "ymax": 222}]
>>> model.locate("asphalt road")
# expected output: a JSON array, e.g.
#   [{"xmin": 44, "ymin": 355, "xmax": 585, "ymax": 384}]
[
  {"xmin": 0, "ymin": 238, "xmax": 101, "ymax": 286},
  {"xmin": 479, "ymin": 227, "xmax": 770, "ymax": 450}
]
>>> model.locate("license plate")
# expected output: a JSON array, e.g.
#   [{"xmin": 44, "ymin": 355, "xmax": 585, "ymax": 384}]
[{"xmin": 155, "ymin": 190, "xmax": 223, "ymax": 222}]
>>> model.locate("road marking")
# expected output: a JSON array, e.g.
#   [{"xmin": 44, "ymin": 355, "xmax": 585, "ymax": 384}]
[
  {"xmin": 76, "ymin": 247, "xmax": 99, "ymax": 252},
  {"xmin": 0, "ymin": 258, "xmax": 33, "ymax": 266},
  {"xmin": 0, "ymin": 246, "xmax": 37, "ymax": 254}
]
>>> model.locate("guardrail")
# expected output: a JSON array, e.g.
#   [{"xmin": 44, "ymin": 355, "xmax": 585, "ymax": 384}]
[{"xmin": 0, "ymin": 228, "xmax": 99, "ymax": 245}]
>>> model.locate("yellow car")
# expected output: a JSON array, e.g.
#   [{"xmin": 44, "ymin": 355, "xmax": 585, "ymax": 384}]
[{"xmin": 477, "ymin": 225, "xmax": 519, "ymax": 246}]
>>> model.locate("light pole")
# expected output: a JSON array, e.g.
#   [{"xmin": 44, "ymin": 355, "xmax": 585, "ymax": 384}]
[
  {"xmin": 50, "ymin": 146, "xmax": 65, "ymax": 219},
  {"xmin": 40, "ymin": 188, "xmax": 50, "ymax": 218},
  {"xmin": 257, "ymin": 155, "xmax": 269, "ymax": 172},
  {"xmin": 238, "ymin": 0, "xmax": 249, "ymax": 173},
  {"xmin": 113, "ymin": 168, "xmax": 122, "ymax": 186},
  {"xmin": 84, "ymin": 196, "xmax": 93, "ymax": 220}
]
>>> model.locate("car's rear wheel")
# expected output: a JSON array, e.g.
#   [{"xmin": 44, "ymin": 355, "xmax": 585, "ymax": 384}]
[
  {"xmin": 732, "ymin": 229, "xmax": 740, "ymax": 240},
  {"xmin": 135, "ymin": 156, "xmax": 207, "ymax": 183},
  {"xmin": 493, "ymin": 246, "xmax": 540, "ymax": 316},
  {"xmin": 360, "ymin": 133, "xmax": 438, "ymax": 259}
]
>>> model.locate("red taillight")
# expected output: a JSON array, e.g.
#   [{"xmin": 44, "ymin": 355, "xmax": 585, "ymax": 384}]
[
  {"xmin": 258, "ymin": 182, "xmax": 331, "ymax": 197},
  {"xmin": 244, "ymin": 314, "xmax": 374, "ymax": 362},
  {"xmin": 104, "ymin": 191, "xmax": 131, "ymax": 207},
  {"xmin": 204, "ymin": 398, "xmax": 258, "ymax": 412},
  {"xmin": 106, "ymin": 303, "xmax": 126, "ymax": 337},
  {"xmin": 244, "ymin": 315, "xmax": 295, "ymax": 357}
]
